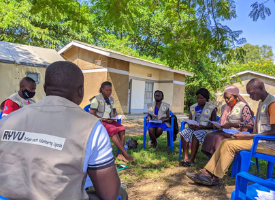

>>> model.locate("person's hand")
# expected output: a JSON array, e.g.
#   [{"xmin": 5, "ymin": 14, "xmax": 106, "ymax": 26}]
[
  {"xmin": 103, "ymin": 118, "xmax": 114, "ymax": 124},
  {"xmin": 221, "ymin": 123, "xmax": 232, "ymax": 129},
  {"xmin": 232, "ymin": 132, "xmax": 250, "ymax": 140},
  {"xmin": 198, "ymin": 125, "xmax": 206, "ymax": 130},
  {"xmin": 240, "ymin": 125, "xmax": 248, "ymax": 132},
  {"xmin": 189, "ymin": 124, "xmax": 199, "ymax": 130}
]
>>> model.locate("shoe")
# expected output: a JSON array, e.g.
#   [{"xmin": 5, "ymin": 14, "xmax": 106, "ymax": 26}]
[
  {"xmin": 186, "ymin": 172, "xmax": 219, "ymax": 186},
  {"xmin": 180, "ymin": 161, "xmax": 193, "ymax": 167}
]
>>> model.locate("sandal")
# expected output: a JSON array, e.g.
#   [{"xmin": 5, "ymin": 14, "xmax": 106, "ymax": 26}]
[{"xmin": 180, "ymin": 161, "xmax": 193, "ymax": 167}]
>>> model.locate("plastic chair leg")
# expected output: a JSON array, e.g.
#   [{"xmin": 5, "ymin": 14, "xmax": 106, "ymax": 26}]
[
  {"xmin": 267, "ymin": 162, "xmax": 274, "ymax": 179},
  {"xmin": 179, "ymin": 140, "xmax": 182, "ymax": 159},
  {"xmin": 170, "ymin": 130, "xmax": 173, "ymax": 153},
  {"xmin": 143, "ymin": 129, "xmax": 147, "ymax": 150},
  {"xmin": 167, "ymin": 131, "xmax": 170, "ymax": 147},
  {"xmin": 231, "ymin": 153, "xmax": 240, "ymax": 178},
  {"xmin": 231, "ymin": 151, "xmax": 252, "ymax": 178}
]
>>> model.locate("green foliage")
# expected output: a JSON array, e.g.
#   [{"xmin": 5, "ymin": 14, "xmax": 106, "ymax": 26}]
[{"xmin": 1, "ymin": 0, "xmax": 264, "ymax": 109}]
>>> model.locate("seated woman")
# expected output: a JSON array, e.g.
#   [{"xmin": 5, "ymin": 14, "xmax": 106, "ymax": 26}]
[
  {"xmin": 89, "ymin": 81, "xmax": 134, "ymax": 162},
  {"xmin": 201, "ymin": 85, "xmax": 254, "ymax": 158},
  {"xmin": 147, "ymin": 90, "xmax": 170, "ymax": 148},
  {"xmin": 180, "ymin": 88, "xmax": 217, "ymax": 166}
]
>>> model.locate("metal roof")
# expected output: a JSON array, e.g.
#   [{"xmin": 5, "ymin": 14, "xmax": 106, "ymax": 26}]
[
  {"xmin": 59, "ymin": 40, "xmax": 194, "ymax": 77},
  {"xmin": 0, "ymin": 41, "xmax": 64, "ymax": 67}
]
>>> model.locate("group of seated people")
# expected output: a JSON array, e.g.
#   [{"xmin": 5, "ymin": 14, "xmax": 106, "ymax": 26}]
[{"xmin": 0, "ymin": 60, "xmax": 275, "ymax": 199}]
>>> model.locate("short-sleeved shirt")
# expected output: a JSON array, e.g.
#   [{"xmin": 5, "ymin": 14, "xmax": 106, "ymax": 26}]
[
  {"xmin": 90, "ymin": 98, "xmax": 116, "ymax": 118},
  {"xmin": 268, "ymin": 102, "xmax": 275, "ymax": 124},
  {"xmin": 83, "ymin": 121, "xmax": 114, "ymax": 188},
  {"xmin": 2, "ymin": 99, "xmax": 21, "ymax": 117},
  {"xmin": 83, "ymin": 121, "xmax": 114, "ymax": 172}
]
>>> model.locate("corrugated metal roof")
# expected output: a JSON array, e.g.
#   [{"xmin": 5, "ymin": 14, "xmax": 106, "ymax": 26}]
[{"xmin": 0, "ymin": 41, "xmax": 64, "ymax": 67}]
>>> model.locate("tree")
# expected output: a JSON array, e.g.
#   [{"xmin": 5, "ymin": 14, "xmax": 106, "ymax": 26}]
[
  {"xmin": 0, "ymin": 0, "xmax": 250, "ymax": 109},
  {"xmin": 249, "ymin": 1, "xmax": 274, "ymax": 21}
]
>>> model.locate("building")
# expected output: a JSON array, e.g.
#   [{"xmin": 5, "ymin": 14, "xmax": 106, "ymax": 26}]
[
  {"xmin": 214, "ymin": 70, "xmax": 275, "ymax": 114},
  {"xmin": 59, "ymin": 40, "xmax": 194, "ymax": 114},
  {"xmin": 0, "ymin": 41, "xmax": 64, "ymax": 104}
]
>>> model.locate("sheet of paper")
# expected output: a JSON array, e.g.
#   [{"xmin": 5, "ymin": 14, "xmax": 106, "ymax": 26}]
[
  {"xmin": 182, "ymin": 118, "xmax": 199, "ymax": 126},
  {"xmin": 149, "ymin": 120, "xmax": 162, "ymax": 124},
  {"xmin": 206, "ymin": 119, "xmax": 222, "ymax": 127},
  {"xmin": 110, "ymin": 115, "xmax": 123, "ymax": 120},
  {"xmin": 222, "ymin": 129, "xmax": 250, "ymax": 134},
  {"xmin": 255, "ymin": 190, "xmax": 275, "ymax": 200}
]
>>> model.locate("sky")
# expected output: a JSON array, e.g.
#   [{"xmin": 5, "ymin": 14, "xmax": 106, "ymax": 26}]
[{"xmin": 222, "ymin": 0, "xmax": 275, "ymax": 53}]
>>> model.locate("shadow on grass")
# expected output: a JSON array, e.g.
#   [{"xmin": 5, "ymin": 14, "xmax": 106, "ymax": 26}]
[{"xmin": 111, "ymin": 132, "xmax": 274, "ymax": 199}]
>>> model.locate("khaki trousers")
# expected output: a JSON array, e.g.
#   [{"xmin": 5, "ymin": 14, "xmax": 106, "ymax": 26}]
[{"xmin": 205, "ymin": 138, "xmax": 275, "ymax": 178}]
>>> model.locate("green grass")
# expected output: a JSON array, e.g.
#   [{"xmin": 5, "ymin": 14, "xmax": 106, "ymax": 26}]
[{"xmin": 111, "ymin": 134, "xmax": 274, "ymax": 185}]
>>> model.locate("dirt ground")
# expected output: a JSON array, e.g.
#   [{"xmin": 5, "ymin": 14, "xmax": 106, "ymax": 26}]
[{"xmin": 122, "ymin": 119, "xmax": 235, "ymax": 200}]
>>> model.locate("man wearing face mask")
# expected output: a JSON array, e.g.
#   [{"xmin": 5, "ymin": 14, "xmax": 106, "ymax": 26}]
[{"xmin": 0, "ymin": 77, "xmax": 36, "ymax": 117}]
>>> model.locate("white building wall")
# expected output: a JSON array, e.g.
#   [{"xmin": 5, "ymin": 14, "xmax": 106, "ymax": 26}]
[{"xmin": 130, "ymin": 79, "xmax": 145, "ymax": 112}]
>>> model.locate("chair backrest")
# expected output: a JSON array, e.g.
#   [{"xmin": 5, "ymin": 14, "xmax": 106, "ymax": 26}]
[
  {"xmin": 0, "ymin": 111, "xmax": 2, "ymax": 119},
  {"xmin": 83, "ymin": 104, "xmax": 91, "ymax": 113},
  {"xmin": 0, "ymin": 196, "xmax": 11, "ymax": 200},
  {"xmin": 169, "ymin": 110, "xmax": 174, "ymax": 116}
]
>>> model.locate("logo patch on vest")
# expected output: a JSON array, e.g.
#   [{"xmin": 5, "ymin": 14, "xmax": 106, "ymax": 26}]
[
  {"xmin": 1, "ymin": 130, "xmax": 66, "ymax": 150},
  {"xmin": 191, "ymin": 108, "xmax": 195, "ymax": 115},
  {"xmin": 234, "ymin": 108, "xmax": 240, "ymax": 114},
  {"xmin": 149, "ymin": 107, "xmax": 154, "ymax": 112},
  {"xmin": 162, "ymin": 106, "xmax": 167, "ymax": 111},
  {"xmin": 204, "ymin": 109, "xmax": 210, "ymax": 115},
  {"xmin": 261, "ymin": 104, "xmax": 266, "ymax": 113},
  {"xmin": 99, "ymin": 100, "xmax": 104, "ymax": 106}
]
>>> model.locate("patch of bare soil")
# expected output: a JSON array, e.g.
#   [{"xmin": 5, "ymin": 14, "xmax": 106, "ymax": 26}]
[
  {"xmin": 123, "ymin": 119, "xmax": 144, "ymax": 136},
  {"xmin": 124, "ymin": 167, "xmax": 234, "ymax": 200},
  {"xmin": 123, "ymin": 119, "xmax": 235, "ymax": 200}
]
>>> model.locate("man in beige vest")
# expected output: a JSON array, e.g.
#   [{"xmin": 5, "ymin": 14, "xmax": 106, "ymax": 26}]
[
  {"xmin": 0, "ymin": 61, "xmax": 122, "ymax": 200},
  {"xmin": 186, "ymin": 78, "xmax": 275, "ymax": 186},
  {"xmin": 1, "ymin": 77, "xmax": 36, "ymax": 118}
]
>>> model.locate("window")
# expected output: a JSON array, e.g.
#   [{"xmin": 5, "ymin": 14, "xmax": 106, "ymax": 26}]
[{"xmin": 26, "ymin": 72, "xmax": 40, "ymax": 83}]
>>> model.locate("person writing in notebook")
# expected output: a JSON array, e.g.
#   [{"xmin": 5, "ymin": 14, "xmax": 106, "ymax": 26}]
[{"xmin": 89, "ymin": 81, "xmax": 134, "ymax": 163}]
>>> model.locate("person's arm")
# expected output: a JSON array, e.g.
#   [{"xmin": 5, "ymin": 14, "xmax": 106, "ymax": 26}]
[
  {"xmin": 88, "ymin": 166, "xmax": 120, "ymax": 200},
  {"xmin": 85, "ymin": 122, "xmax": 120, "ymax": 200},
  {"xmin": 233, "ymin": 103, "xmax": 275, "ymax": 139},
  {"xmin": 2, "ymin": 99, "xmax": 20, "ymax": 118},
  {"xmin": 161, "ymin": 108, "xmax": 170, "ymax": 123},
  {"xmin": 89, "ymin": 98, "xmax": 113, "ymax": 123},
  {"xmin": 233, "ymin": 125, "xmax": 275, "ymax": 140}
]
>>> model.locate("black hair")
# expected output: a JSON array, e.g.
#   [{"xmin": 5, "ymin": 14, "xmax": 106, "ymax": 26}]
[
  {"xmin": 154, "ymin": 90, "xmax": 164, "ymax": 100},
  {"xmin": 99, "ymin": 81, "xmax": 112, "ymax": 93},
  {"xmin": 22, "ymin": 77, "xmax": 35, "ymax": 83},
  {"xmin": 45, "ymin": 61, "xmax": 83, "ymax": 89},
  {"xmin": 196, "ymin": 88, "xmax": 210, "ymax": 101}
]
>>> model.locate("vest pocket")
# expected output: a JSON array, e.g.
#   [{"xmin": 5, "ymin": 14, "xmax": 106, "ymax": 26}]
[{"xmin": 260, "ymin": 124, "xmax": 271, "ymax": 132}]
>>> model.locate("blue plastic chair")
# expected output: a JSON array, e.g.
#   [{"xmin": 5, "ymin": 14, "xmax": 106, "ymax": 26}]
[
  {"xmin": 178, "ymin": 116, "xmax": 220, "ymax": 159},
  {"xmin": 0, "ymin": 111, "xmax": 2, "ymax": 119},
  {"xmin": 231, "ymin": 134, "xmax": 275, "ymax": 178},
  {"xmin": 0, "ymin": 196, "xmax": 11, "ymax": 200},
  {"xmin": 143, "ymin": 110, "xmax": 175, "ymax": 153},
  {"xmin": 230, "ymin": 135, "xmax": 275, "ymax": 199},
  {"xmin": 231, "ymin": 172, "xmax": 275, "ymax": 200},
  {"xmin": 83, "ymin": 104, "xmax": 121, "ymax": 155}
]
